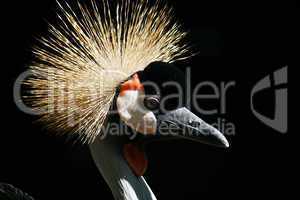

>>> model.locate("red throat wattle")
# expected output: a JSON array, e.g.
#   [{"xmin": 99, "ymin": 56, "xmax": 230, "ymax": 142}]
[{"xmin": 123, "ymin": 143, "xmax": 148, "ymax": 177}]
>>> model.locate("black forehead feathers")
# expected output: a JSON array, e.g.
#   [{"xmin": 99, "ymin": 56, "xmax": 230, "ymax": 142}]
[
  {"xmin": 138, "ymin": 61, "xmax": 186, "ymax": 95},
  {"xmin": 138, "ymin": 62, "xmax": 187, "ymax": 111}
]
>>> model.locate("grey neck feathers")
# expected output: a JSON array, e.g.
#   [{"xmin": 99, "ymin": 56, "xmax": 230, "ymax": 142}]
[{"xmin": 89, "ymin": 135, "xmax": 157, "ymax": 200}]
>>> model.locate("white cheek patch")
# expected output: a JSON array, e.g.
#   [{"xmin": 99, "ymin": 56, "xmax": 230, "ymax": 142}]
[{"xmin": 117, "ymin": 90, "xmax": 157, "ymax": 135}]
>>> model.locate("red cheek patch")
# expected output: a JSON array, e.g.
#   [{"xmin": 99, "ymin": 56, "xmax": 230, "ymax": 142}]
[
  {"xmin": 120, "ymin": 74, "xmax": 144, "ymax": 96},
  {"xmin": 123, "ymin": 143, "xmax": 148, "ymax": 177}
]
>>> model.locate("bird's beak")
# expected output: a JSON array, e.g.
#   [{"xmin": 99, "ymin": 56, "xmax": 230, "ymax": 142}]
[
  {"xmin": 122, "ymin": 107, "xmax": 229, "ymax": 177},
  {"xmin": 157, "ymin": 107, "xmax": 229, "ymax": 148}
]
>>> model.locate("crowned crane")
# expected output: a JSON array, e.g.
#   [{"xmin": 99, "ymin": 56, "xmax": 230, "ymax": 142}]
[{"xmin": 23, "ymin": 0, "xmax": 229, "ymax": 199}]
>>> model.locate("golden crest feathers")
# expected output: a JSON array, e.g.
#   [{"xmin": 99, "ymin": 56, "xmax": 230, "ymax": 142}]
[{"xmin": 24, "ymin": 0, "xmax": 190, "ymax": 143}]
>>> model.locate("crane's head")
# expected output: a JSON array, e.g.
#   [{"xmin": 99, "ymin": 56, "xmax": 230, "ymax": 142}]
[
  {"xmin": 114, "ymin": 61, "xmax": 229, "ymax": 176},
  {"xmin": 23, "ymin": 0, "xmax": 229, "ymax": 184}
]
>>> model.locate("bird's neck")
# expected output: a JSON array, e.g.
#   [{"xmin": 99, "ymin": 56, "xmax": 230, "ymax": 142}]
[{"xmin": 89, "ymin": 135, "xmax": 157, "ymax": 200}]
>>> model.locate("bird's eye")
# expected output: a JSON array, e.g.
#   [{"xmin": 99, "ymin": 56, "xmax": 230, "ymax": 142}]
[{"xmin": 144, "ymin": 96, "xmax": 160, "ymax": 111}]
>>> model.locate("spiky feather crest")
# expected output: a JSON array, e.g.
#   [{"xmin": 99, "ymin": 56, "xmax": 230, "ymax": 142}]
[{"xmin": 24, "ymin": 0, "xmax": 190, "ymax": 143}]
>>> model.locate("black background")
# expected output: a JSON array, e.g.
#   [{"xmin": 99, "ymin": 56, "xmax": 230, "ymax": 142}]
[{"xmin": 1, "ymin": 0, "xmax": 294, "ymax": 199}]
